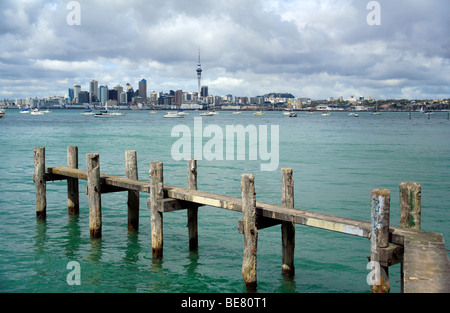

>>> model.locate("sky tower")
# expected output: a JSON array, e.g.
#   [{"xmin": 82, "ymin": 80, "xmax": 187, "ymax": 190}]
[{"xmin": 196, "ymin": 49, "xmax": 202, "ymax": 100}]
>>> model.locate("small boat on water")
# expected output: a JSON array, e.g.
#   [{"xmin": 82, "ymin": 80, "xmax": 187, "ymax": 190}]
[
  {"xmin": 20, "ymin": 108, "xmax": 30, "ymax": 114},
  {"xmin": 31, "ymin": 109, "xmax": 44, "ymax": 115},
  {"xmin": 177, "ymin": 110, "xmax": 189, "ymax": 116},
  {"xmin": 233, "ymin": 111, "xmax": 242, "ymax": 114},
  {"xmin": 81, "ymin": 109, "xmax": 95, "ymax": 115},
  {"xmin": 0, "ymin": 109, "xmax": 5, "ymax": 118},
  {"xmin": 253, "ymin": 111, "xmax": 265, "ymax": 116},
  {"xmin": 288, "ymin": 112, "xmax": 297, "ymax": 117},
  {"xmin": 149, "ymin": 110, "xmax": 157, "ymax": 114},
  {"xmin": 94, "ymin": 104, "xmax": 126, "ymax": 118},
  {"xmin": 321, "ymin": 112, "xmax": 331, "ymax": 116},
  {"xmin": 199, "ymin": 111, "xmax": 214, "ymax": 116},
  {"xmin": 164, "ymin": 112, "xmax": 184, "ymax": 118}
]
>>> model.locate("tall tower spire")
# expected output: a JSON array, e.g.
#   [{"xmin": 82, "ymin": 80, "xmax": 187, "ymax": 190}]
[{"xmin": 196, "ymin": 48, "xmax": 202, "ymax": 101}]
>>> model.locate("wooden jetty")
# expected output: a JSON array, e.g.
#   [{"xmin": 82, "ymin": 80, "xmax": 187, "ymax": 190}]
[{"xmin": 33, "ymin": 146, "xmax": 450, "ymax": 293}]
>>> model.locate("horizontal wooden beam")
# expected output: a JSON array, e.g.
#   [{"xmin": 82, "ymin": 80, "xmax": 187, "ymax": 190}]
[{"xmin": 45, "ymin": 166, "xmax": 413, "ymax": 244}]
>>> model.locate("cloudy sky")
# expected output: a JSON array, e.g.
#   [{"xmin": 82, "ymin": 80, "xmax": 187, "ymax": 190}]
[{"xmin": 1, "ymin": 0, "xmax": 449, "ymax": 100}]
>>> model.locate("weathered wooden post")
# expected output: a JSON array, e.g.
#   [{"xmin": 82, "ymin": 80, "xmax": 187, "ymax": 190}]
[
  {"xmin": 187, "ymin": 159, "xmax": 198, "ymax": 251},
  {"xmin": 126, "ymin": 150, "xmax": 139, "ymax": 232},
  {"xmin": 149, "ymin": 161, "xmax": 164, "ymax": 259},
  {"xmin": 281, "ymin": 168, "xmax": 295, "ymax": 278},
  {"xmin": 67, "ymin": 146, "xmax": 79, "ymax": 215},
  {"xmin": 34, "ymin": 147, "xmax": 46, "ymax": 220},
  {"xmin": 399, "ymin": 182, "xmax": 421, "ymax": 230},
  {"xmin": 399, "ymin": 182, "xmax": 421, "ymax": 292},
  {"xmin": 87, "ymin": 153, "xmax": 102, "ymax": 238},
  {"xmin": 241, "ymin": 174, "xmax": 257, "ymax": 291},
  {"xmin": 370, "ymin": 189, "xmax": 390, "ymax": 293}
]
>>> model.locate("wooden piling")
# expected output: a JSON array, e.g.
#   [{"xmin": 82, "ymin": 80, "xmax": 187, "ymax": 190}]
[
  {"xmin": 149, "ymin": 161, "xmax": 164, "ymax": 259},
  {"xmin": 281, "ymin": 168, "xmax": 295, "ymax": 278},
  {"xmin": 126, "ymin": 151, "xmax": 139, "ymax": 232},
  {"xmin": 399, "ymin": 182, "xmax": 421, "ymax": 230},
  {"xmin": 399, "ymin": 182, "xmax": 421, "ymax": 292},
  {"xmin": 67, "ymin": 146, "xmax": 79, "ymax": 215},
  {"xmin": 187, "ymin": 159, "xmax": 198, "ymax": 251},
  {"xmin": 241, "ymin": 174, "xmax": 257, "ymax": 291},
  {"xmin": 87, "ymin": 153, "xmax": 102, "ymax": 238},
  {"xmin": 370, "ymin": 189, "xmax": 390, "ymax": 293},
  {"xmin": 34, "ymin": 147, "xmax": 46, "ymax": 220}
]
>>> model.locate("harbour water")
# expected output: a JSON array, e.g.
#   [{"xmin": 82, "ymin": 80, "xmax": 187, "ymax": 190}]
[{"xmin": 0, "ymin": 110, "xmax": 449, "ymax": 293}]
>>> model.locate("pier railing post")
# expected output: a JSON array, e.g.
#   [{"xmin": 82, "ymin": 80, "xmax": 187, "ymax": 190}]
[
  {"xmin": 149, "ymin": 161, "xmax": 164, "ymax": 259},
  {"xmin": 187, "ymin": 159, "xmax": 198, "ymax": 251},
  {"xmin": 87, "ymin": 153, "xmax": 102, "ymax": 238},
  {"xmin": 126, "ymin": 150, "xmax": 139, "ymax": 232},
  {"xmin": 370, "ymin": 189, "xmax": 390, "ymax": 293},
  {"xmin": 34, "ymin": 147, "xmax": 46, "ymax": 220},
  {"xmin": 67, "ymin": 146, "xmax": 79, "ymax": 215},
  {"xmin": 399, "ymin": 182, "xmax": 421, "ymax": 292},
  {"xmin": 399, "ymin": 182, "xmax": 421, "ymax": 231},
  {"xmin": 241, "ymin": 174, "xmax": 257, "ymax": 291},
  {"xmin": 281, "ymin": 168, "xmax": 295, "ymax": 278}
]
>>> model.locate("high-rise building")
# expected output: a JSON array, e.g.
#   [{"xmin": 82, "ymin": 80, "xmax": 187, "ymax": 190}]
[
  {"xmin": 68, "ymin": 88, "xmax": 74, "ymax": 102},
  {"xmin": 78, "ymin": 91, "xmax": 89, "ymax": 104},
  {"xmin": 99, "ymin": 85, "xmax": 108, "ymax": 104},
  {"xmin": 175, "ymin": 90, "xmax": 183, "ymax": 106},
  {"xmin": 139, "ymin": 79, "xmax": 147, "ymax": 101},
  {"xmin": 90, "ymin": 80, "xmax": 98, "ymax": 103},
  {"xmin": 196, "ymin": 49, "xmax": 202, "ymax": 100},
  {"xmin": 74, "ymin": 84, "xmax": 81, "ymax": 103},
  {"xmin": 201, "ymin": 86, "xmax": 208, "ymax": 98}
]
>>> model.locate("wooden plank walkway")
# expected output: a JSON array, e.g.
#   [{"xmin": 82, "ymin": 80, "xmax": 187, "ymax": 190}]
[{"xmin": 35, "ymin": 147, "xmax": 450, "ymax": 293}]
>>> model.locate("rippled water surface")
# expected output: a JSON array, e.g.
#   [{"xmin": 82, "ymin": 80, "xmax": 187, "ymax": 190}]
[{"xmin": 0, "ymin": 110, "xmax": 449, "ymax": 293}]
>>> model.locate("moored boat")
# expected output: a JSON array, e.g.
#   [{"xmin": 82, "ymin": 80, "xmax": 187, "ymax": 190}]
[
  {"xmin": 31, "ymin": 109, "xmax": 44, "ymax": 115},
  {"xmin": 0, "ymin": 109, "xmax": 5, "ymax": 118},
  {"xmin": 164, "ymin": 112, "xmax": 184, "ymax": 118}
]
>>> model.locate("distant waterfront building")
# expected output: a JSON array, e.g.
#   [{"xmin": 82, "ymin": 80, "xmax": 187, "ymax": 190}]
[
  {"xmin": 108, "ymin": 89, "xmax": 118, "ymax": 101},
  {"xmin": 201, "ymin": 86, "xmax": 208, "ymax": 98},
  {"xmin": 114, "ymin": 84, "xmax": 123, "ymax": 95},
  {"xmin": 78, "ymin": 91, "xmax": 89, "ymax": 104},
  {"xmin": 120, "ymin": 91, "xmax": 127, "ymax": 104},
  {"xmin": 90, "ymin": 80, "xmax": 98, "ymax": 103},
  {"xmin": 175, "ymin": 90, "xmax": 183, "ymax": 106},
  {"xmin": 99, "ymin": 85, "xmax": 108, "ymax": 104},
  {"xmin": 74, "ymin": 84, "xmax": 81, "ymax": 103},
  {"xmin": 138, "ymin": 79, "xmax": 147, "ymax": 101},
  {"xmin": 126, "ymin": 83, "xmax": 134, "ymax": 93},
  {"xmin": 68, "ymin": 88, "xmax": 74, "ymax": 102}
]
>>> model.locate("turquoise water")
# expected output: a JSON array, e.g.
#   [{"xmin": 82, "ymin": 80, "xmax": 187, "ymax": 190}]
[{"xmin": 0, "ymin": 110, "xmax": 449, "ymax": 293}]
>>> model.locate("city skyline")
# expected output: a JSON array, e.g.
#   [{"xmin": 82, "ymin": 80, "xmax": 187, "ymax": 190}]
[{"xmin": 1, "ymin": 1, "xmax": 449, "ymax": 101}]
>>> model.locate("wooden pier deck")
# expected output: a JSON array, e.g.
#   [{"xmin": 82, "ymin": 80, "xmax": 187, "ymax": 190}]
[{"xmin": 34, "ymin": 146, "xmax": 450, "ymax": 293}]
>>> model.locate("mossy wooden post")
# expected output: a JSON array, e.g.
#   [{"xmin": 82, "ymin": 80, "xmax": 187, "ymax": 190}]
[
  {"xmin": 370, "ymin": 189, "xmax": 390, "ymax": 293},
  {"xmin": 241, "ymin": 174, "xmax": 257, "ymax": 291},
  {"xmin": 281, "ymin": 168, "xmax": 295, "ymax": 278},
  {"xmin": 187, "ymin": 159, "xmax": 198, "ymax": 251},
  {"xmin": 87, "ymin": 153, "xmax": 102, "ymax": 239},
  {"xmin": 34, "ymin": 147, "xmax": 46, "ymax": 220},
  {"xmin": 67, "ymin": 146, "xmax": 79, "ymax": 215},
  {"xmin": 399, "ymin": 182, "xmax": 421, "ymax": 230},
  {"xmin": 399, "ymin": 182, "xmax": 421, "ymax": 292},
  {"xmin": 126, "ymin": 150, "xmax": 139, "ymax": 232},
  {"xmin": 150, "ymin": 161, "xmax": 164, "ymax": 259}
]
